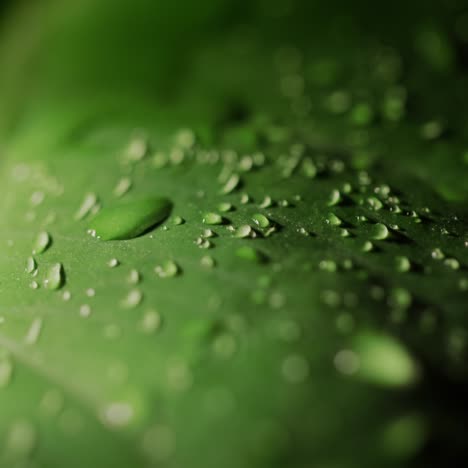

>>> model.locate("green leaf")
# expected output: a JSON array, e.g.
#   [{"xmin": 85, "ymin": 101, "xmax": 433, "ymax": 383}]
[{"xmin": 0, "ymin": 1, "xmax": 467, "ymax": 467}]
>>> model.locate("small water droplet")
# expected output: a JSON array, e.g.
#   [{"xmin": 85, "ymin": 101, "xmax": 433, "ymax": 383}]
[
  {"xmin": 327, "ymin": 189, "xmax": 342, "ymax": 206},
  {"xmin": 25, "ymin": 317, "xmax": 43, "ymax": 345},
  {"xmin": 108, "ymin": 258, "xmax": 120, "ymax": 268},
  {"xmin": 79, "ymin": 304, "xmax": 91, "ymax": 317},
  {"xmin": 259, "ymin": 196, "xmax": 273, "ymax": 208},
  {"xmin": 431, "ymin": 248, "xmax": 445, "ymax": 260},
  {"xmin": 319, "ymin": 259, "xmax": 337, "ymax": 272},
  {"xmin": 155, "ymin": 260, "xmax": 180, "ymax": 278},
  {"xmin": 200, "ymin": 255, "xmax": 216, "ymax": 269},
  {"xmin": 139, "ymin": 309, "xmax": 162, "ymax": 334},
  {"xmin": 444, "ymin": 258, "xmax": 460, "ymax": 270},
  {"xmin": 220, "ymin": 173, "xmax": 240, "ymax": 194},
  {"xmin": 235, "ymin": 225, "xmax": 252, "ymax": 238},
  {"xmin": 218, "ymin": 202, "xmax": 233, "ymax": 213},
  {"xmin": 203, "ymin": 212, "xmax": 223, "ymax": 225},
  {"xmin": 396, "ymin": 256, "xmax": 411, "ymax": 273},
  {"xmin": 252, "ymin": 213, "xmax": 270, "ymax": 228},
  {"xmin": 113, "ymin": 177, "xmax": 132, "ymax": 198},
  {"xmin": 33, "ymin": 231, "xmax": 51, "ymax": 254},
  {"xmin": 127, "ymin": 269, "xmax": 141, "ymax": 284},
  {"xmin": 121, "ymin": 289, "xmax": 143, "ymax": 308},
  {"xmin": 0, "ymin": 355, "xmax": 13, "ymax": 388},
  {"xmin": 326, "ymin": 213, "xmax": 342, "ymax": 226},
  {"xmin": 75, "ymin": 192, "xmax": 99, "ymax": 221},
  {"xmin": 100, "ymin": 402, "xmax": 134, "ymax": 428},
  {"xmin": 25, "ymin": 256, "xmax": 36, "ymax": 274},
  {"xmin": 235, "ymin": 246, "xmax": 267, "ymax": 263},
  {"xmin": 172, "ymin": 216, "xmax": 184, "ymax": 225}
]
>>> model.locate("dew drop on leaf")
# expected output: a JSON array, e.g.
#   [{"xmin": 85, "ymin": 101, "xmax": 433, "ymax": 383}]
[
  {"xmin": 89, "ymin": 197, "xmax": 172, "ymax": 240},
  {"xmin": 252, "ymin": 213, "xmax": 270, "ymax": 228},
  {"xmin": 44, "ymin": 263, "xmax": 64, "ymax": 290},
  {"xmin": 33, "ymin": 231, "xmax": 51, "ymax": 254},
  {"xmin": 371, "ymin": 223, "xmax": 389, "ymax": 240},
  {"xmin": 203, "ymin": 213, "xmax": 223, "ymax": 225},
  {"xmin": 235, "ymin": 246, "xmax": 267, "ymax": 263}
]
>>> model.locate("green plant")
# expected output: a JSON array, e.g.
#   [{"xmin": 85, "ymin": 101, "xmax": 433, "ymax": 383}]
[{"xmin": 0, "ymin": 1, "xmax": 467, "ymax": 467}]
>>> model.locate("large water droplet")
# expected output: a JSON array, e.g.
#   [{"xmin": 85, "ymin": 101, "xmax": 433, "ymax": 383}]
[
  {"xmin": 89, "ymin": 197, "xmax": 172, "ymax": 240},
  {"xmin": 44, "ymin": 263, "xmax": 64, "ymax": 290}
]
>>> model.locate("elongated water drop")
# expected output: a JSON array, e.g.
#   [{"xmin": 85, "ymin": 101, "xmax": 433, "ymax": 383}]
[
  {"xmin": 75, "ymin": 193, "xmax": 98, "ymax": 220},
  {"xmin": 220, "ymin": 173, "xmax": 240, "ymax": 194},
  {"xmin": 203, "ymin": 213, "xmax": 223, "ymax": 225},
  {"xmin": 252, "ymin": 213, "xmax": 270, "ymax": 228},
  {"xmin": 25, "ymin": 257, "xmax": 36, "ymax": 274},
  {"xmin": 44, "ymin": 263, "xmax": 64, "ymax": 290},
  {"xmin": 0, "ymin": 356, "xmax": 13, "ymax": 388},
  {"xmin": 33, "ymin": 231, "xmax": 51, "ymax": 254},
  {"xmin": 89, "ymin": 197, "xmax": 172, "ymax": 240},
  {"xmin": 328, "ymin": 189, "xmax": 342, "ymax": 206}
]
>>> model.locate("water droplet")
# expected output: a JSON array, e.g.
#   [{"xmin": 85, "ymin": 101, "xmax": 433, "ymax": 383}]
[
  {"xmin": 25, "ymin": 317, "xmax": 43, "ymax": 345},
  {"xmin": 6, "ymin": 419, "xmax": 36, "ymax": 456},
  {"xmin": 431, "ymin": 248, "xmax": 444, "ymax": 260},
  {"xmin": 172, "ymin": 216, "xmax": 184, "ymax": 225},
  {"xmin": 44, "ymin": 263, "xmax": 64, "ymax": 290},
  {"xmin": 108, "ymin": 258, "xmax": 120, "ymax": 268},
  {"xmin": 319, "ymin": 259, "xmax": 337, "ymax": 272},
  {"xmin": 366, "ymin": 196, "xmax": 383, "ymax": 210},
  {"xmin": 259, "ymin": 196, "xmax": 273, "ymax": 208},
  {"xmin": 200, "ymin": 255, "xmax": 216, "ymax": 269},
  {"xmin": 79, "ymin": 304, "xmax": 91, "ymax": 317},
  {"xmin": 252, "ymin": 213, "xmax": 270, "ymax": 228},
  {"xmin": 328, "ymin": 189, "xmax": 342, "ymax": 206},
  {"xmin": 371, "ymin": 223, "xmax": 389, "ymax": 240},
  {"xmin": 25, "ymin": 256, "xmax": 36, "ymax": 274},
  {"xmin": 30, "ymin": 280, "xmax": 39, "ymax": 290},
  {"xmin": 235, "ymin": 225, "xmax": 252, "ymax": 238},
  {"xmin": 218, "ymin": 202, "xmax": 233, "ymax": 213},
  {"xmin": 100, "ymin": 402, "xmax": 134, "ymax": 428},
  {"xmin": 62, "ymin": 290, "xmax": 71, "ymax": 301},
  {"xmin": 389, "ymin": 288, "xmax": 412, "ymax": 310},
  {"xmin": 126, "ymin": 134, "xmax": 148, "ymax": 161},
  {"xmin": 139, "ymin": 309, "xmax": 162, "ymax": 334},
  {"xmin": 121, "ymin": 289, "xmax": 143, "ymax": 308},
  {"xmin": 33, "ymin": 231, "xmax": 51, "ymax": 254},
  {"xmin": 326, "ymin": 213, "xmax": 342, "ymax": 226},
  {"xmin": 75, "ymin": 192, "xmax": 99, "ymax": 221},
  {"xmin": 203, "ymin": 212, "xmax": 223, "ymax": 225},
  {"xmin": 396, "ymin": 256, "xmax": 411, "ymax": 273},
  {"xmin": 0, "ymin": 355, "xmax": 13, "ymax": 388},
  {"xmin": 220, "ymin": 173, "xmax": 240, "ymax": 194},
  {"xmin": 444, "ymin": 258, "xmax": 460, "ymax": 270},
  {"xmin": 113, "ymin": 177, "xmax": 132, "ymax": 198},
  {"xmin": 86, "ymin": 288, "xmax": 96, "ymax": 297},
  {"xmin": 127, "ymin": 269, "xmax": 141, "ymax": 284},
  {"xmin": 235, "ymin": 246, "xmax": 267, "ymax": 263},
  {"xmin": 155, "ymin": 260, "xmax": 180, "ymax": 278},
  {"xmin": 89, "ymin": 197, "xmax": 172, "ymax": 240},
  {"xmin": 350, "ymin": 332, "xmax": 420, "ymax": 387}
]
